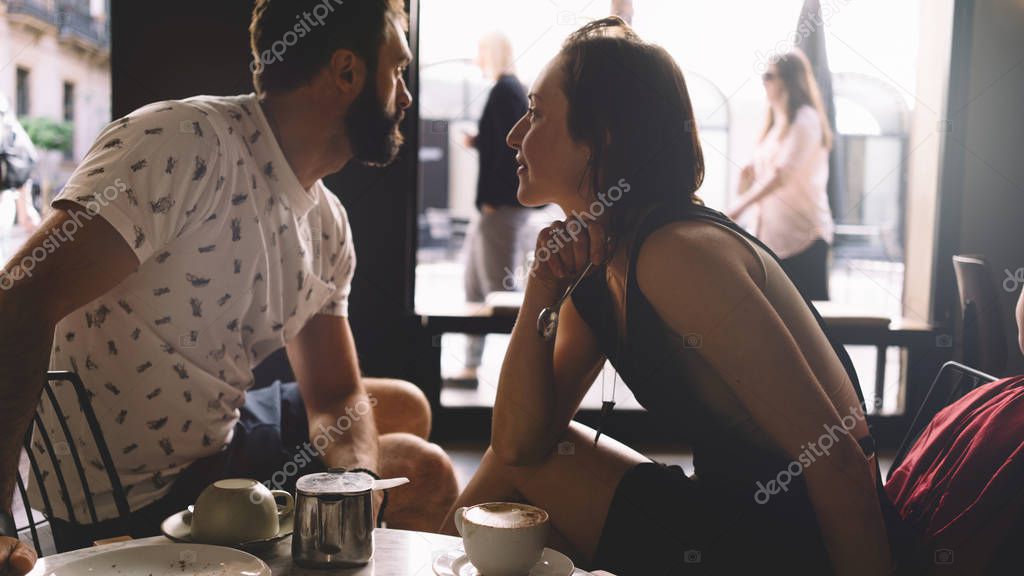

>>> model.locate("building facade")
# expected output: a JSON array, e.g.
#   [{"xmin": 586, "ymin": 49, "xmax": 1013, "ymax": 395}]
[{"xmin": 0, "ymin": 0, "xmax": 110, "ymax": 203}]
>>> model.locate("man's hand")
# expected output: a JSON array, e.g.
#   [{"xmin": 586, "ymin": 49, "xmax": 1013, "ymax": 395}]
[{"xmin": 0, "ymin": 535, "xmax": 36, "ymax": 576}]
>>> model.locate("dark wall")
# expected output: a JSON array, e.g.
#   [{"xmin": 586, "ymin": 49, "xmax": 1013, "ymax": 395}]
[
  {"xmin": 110, "ymin": 0, "xmax": 421, "ymax": 383},
  {"xmin": 936, "ymin": 0, "xmax": 1024, "ymax": 377}
]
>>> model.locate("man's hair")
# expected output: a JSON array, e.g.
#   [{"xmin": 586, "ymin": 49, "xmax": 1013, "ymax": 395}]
[{"xmin": 250, "ymin": 0, "xmax": 407, "ymax": 95}]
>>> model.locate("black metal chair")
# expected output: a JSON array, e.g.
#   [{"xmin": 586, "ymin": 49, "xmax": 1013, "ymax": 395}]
[
  {"xmin": 887, "ymin": 361, "xmax": 997, "ymax": 481},
  {"xmin": 953, "ymin": 255, "xmax": 1008, "ymax": 376},
  {"xmin": 14, "ymin": 371, "xmax": 131, "ymax": 555}
]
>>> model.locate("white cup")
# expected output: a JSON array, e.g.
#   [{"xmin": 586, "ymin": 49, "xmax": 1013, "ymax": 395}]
[
  {"xmin": 190, "ymin": 478, "xmax": 294, "ymax": 545},
  {"xmin": 454, "ymin": 502, "xmax": 549, "ymax": 576}
]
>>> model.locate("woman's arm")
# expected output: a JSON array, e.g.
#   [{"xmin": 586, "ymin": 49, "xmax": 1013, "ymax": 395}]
[
  {"xmin": 728, "ymin": 111, "xmax": 821, "ymax": 220},
  {"xmin": 637, "ymin": 223, "xmax": 890, "ymax": 575},
  {"xmin": 491, "ymin": 222, "xmax": 607, "ymax": 466}
]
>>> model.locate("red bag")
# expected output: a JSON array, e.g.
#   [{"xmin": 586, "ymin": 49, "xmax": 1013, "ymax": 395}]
[{"xmin": 885, "ymin": 375, "xmax": 1024, "ymax": 572}]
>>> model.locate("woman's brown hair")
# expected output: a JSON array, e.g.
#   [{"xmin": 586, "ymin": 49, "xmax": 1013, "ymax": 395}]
[
  {"xmin": 557, "ymin": 17, "xmax": 705, "ymax": 243},
  {"xmin": 760, "ymin": 49, "xmax": 833, "ymax": 149}
]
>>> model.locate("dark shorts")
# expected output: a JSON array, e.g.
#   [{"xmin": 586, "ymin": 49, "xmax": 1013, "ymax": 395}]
[
  {"xmin": 591, "ymin": 462, "xmax": 831, "ymax": 575},
  {"xmin": 51, "ymin": 381, "xmax": 327, "ymax": 551},
  {"xmin": 780, "ymin": 238, "xmax": 831, "ymax": 301}
]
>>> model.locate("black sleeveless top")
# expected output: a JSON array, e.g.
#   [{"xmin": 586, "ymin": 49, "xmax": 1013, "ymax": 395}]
[{"xmin": 570, "ymin": 201, "xmax": 914, "ymax": 562}]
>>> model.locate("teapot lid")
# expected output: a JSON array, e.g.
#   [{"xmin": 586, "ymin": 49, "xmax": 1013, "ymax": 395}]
[{"xmin": 296, "ymin": 471, "xmax": 374, "ymax": 495}]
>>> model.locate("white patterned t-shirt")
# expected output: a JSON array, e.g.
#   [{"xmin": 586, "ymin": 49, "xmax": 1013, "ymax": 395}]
[{"xmin": 27, "ymin": 93, "xmax": 356, "ymax": 522}]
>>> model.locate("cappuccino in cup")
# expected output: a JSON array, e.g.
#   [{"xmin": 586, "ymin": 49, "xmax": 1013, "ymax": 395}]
[{"xmin": 455, "ymin": 502, "xmax": 549, "ymax": 576}]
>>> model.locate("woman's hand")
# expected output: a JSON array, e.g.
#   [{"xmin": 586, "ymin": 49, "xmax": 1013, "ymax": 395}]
[
  {"xmin": 0, "ymin": 535, "xmax": 36, "ymax": 576},
  {"xmin": 527, "ymin": 216, "xmax": 608, "ymax": 293},
  {"xmin": 739, "ymin": 163, "xmax": 755, "ymax": 192}
]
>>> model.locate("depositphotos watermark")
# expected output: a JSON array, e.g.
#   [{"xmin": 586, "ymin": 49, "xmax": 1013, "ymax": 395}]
[
  {"xmin": 250, "ymin": 0, "xmax": 345, "ymax": 74},
  {"xmin": 502, "ymin": 178, "xmax": 631, "ymax": 290},
  {"xmin": 753, "ymin": 404, "xmax": 866, "ymax": 505},
  {"xmin": 252, "ymin": 392, "xmax": 378, "ymax": 502},
  {"xmin": 0, "ymin": 178, "xmax": 127, "ymax": 291},
  {"xmin": 1003, "ymin": 267, "xmax": 1024, "ymax": 292}
]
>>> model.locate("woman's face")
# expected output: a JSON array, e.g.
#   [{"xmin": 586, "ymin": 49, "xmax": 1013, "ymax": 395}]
[
  {"xmin": 762, "ymin": 64, "xmax": 785, "ymax": 105},
  {"xmin": 506, "ymin": 56, "xmax": 592, "ymax": 211}
]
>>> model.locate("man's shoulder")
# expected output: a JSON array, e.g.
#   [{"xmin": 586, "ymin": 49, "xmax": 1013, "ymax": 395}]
[
  {"xmin": 121, "ymin": 94, "xmax": 252, "ymax": 141},
  {"xmin": 494, "ymin": 76, "xmax": 527, "ymax": 101}
]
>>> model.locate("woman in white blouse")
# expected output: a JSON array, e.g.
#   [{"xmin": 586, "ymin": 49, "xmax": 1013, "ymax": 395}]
[{"xmin": 728, "ymin": 49, "xmax": 834, "ymax": 300}]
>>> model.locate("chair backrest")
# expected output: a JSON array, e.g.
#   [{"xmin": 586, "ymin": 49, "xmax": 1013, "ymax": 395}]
[
  {"xmin": 952, "ymin": 255, "xmax": 1008, "ymax": 375},
  {"xmin": 888, "ymin": 361, "xmax": 997, "ymax": 481},
  {"xmin": 14, "ymin": 371, "xmax": 130, "ymax": 556}
]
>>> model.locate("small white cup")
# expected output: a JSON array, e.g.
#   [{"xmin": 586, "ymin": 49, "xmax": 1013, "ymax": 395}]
[
  {"xmin": 454, "ymin": 502, "xmax": 549, "ymax": 576},
  {"xmin": 190, "ymin": 478, "xmax": 294, "ymax": 545}
]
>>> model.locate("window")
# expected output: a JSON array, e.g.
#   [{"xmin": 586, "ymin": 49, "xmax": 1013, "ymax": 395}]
[
  {"xmin": 415, "ymin": 0, "xmax": 933, "ymax": 413},
  {"xmin": 16, "ymin": 67, "xmax": 30, "ymax": 117}
]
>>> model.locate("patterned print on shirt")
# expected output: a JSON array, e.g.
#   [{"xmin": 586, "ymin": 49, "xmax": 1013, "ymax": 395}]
[
  {"xmin": 150, "ymin": 196, "xmax": 174, "ymax": 214},
  {"xmin": 173, "ymin": 363, "xmax": 190, "ymax": 380},
  {"xmin": 132, "ymin": 226, "xmax": 145, "ymax": 250},
  {"xmin": 192, "ymin": 156, "xmax": 208, "ymax": 181},
  {"xmin": 186, "ymin": 273, "xmax": 210, "ymax": 287},
  {"xmin": 158, "ymin": 438, "xmax": 174, "ymax": 456}
]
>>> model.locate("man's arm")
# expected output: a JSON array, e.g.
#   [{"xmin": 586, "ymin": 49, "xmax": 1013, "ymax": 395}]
[
  {"xmin": 0, "ymin": 207, "xmax": 137, "ymax": 573},
  {"xmin": 285, "ymin": 314, "xmax": 379, "ymax": 474}
]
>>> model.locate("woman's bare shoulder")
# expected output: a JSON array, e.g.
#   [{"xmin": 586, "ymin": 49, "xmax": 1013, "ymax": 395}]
[{"xmin": 636, "ymin": 219, "xmax": 765, "ymax": 288}]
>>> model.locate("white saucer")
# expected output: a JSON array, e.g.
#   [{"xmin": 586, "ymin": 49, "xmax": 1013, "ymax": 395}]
[
  {"xmin": 433, "ymin": 546, "xmax": 575, "ymax": 576},
  {"xmin": 160, "ymin": 508, "xmax": 293, "ymax": 551},
  {"xmin": 47, "ymin": 543, "xmax": 270, "ymax": 575}
]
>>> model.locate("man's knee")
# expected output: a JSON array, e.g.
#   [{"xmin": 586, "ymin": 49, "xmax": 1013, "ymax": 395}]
[
  {"xmin": 383, "ymin": 433, "xmax": 456, "ymax": 494},
  {"xmin": 365, "ymin": 377, "xmax": 431, "ymax": 439}
]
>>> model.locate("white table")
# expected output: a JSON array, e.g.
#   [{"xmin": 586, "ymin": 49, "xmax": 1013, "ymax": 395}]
[{"xmin": 27, "ymin": 529, "xmax": 593, "ymax": 575}]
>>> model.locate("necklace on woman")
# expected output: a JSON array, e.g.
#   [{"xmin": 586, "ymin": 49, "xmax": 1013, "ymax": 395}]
[
  {"xmin": 594, "ymin": 240, "xmax": 630, "ymax": 445},
  {"xmin": 595, "ymin": 368, "xmax": 618, "ymax": 445}
]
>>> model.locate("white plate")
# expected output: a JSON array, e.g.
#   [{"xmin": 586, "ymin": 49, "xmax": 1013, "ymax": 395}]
[
  {"xmin": 161, "ymin": 508, "xmax": 293, "ymax": 551},
  {"xmin": 46, "ymin": 543, "xmax": 270, "ymax": 575},
  {"xmin": 433, "ymin": 546, "xmax": 575, "ymax": 576}
]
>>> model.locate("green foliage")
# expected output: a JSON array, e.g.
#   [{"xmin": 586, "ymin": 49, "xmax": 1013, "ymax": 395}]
[{"xmin": 19, "ymin": 116, "xmax": 72, "ymax": 152}]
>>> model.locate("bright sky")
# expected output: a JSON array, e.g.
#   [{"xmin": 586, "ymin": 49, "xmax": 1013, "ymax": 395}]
[{"xmin": 420, "ymin": 0, "xmax": 921, "ymax": 107}]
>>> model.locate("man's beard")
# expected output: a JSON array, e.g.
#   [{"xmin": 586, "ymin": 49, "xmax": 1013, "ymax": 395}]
[{"xmin": 346, "ymin": 77, "xmax": 404, "ymax": 167}]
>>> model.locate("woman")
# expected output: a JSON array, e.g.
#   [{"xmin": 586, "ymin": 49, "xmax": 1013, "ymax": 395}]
[
  {"xmin": 728, "ymin": 50, "xmax": 834, "ymax": 301},
  {"xmin": 441, "ymin": 19, "xmax": 905, "ymax": 575},
  {"xmin": 452, "ymin": 31, "xmax": 532, "ymax": 386}
]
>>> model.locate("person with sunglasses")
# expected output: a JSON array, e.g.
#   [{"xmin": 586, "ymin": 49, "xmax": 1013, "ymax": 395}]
[{"xmin": 728, "ymin": 50, "xmax": 835, "ymax": 301}]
